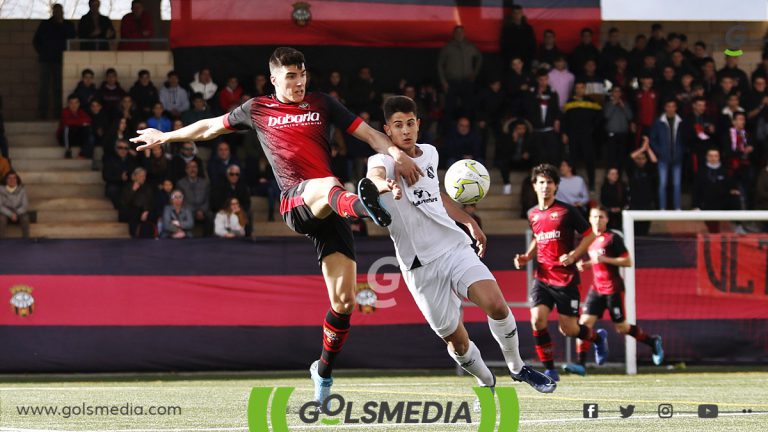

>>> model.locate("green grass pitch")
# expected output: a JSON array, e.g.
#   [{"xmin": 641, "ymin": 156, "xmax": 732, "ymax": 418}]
[{"xmin": 1, "ymin": 367, "xmax": 767, "ymax": 431}]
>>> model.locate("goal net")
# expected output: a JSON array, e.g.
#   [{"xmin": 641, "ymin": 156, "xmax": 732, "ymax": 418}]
[{"xmin": 621, "ymin": 210, "xmax": 768, "ymax": 375}]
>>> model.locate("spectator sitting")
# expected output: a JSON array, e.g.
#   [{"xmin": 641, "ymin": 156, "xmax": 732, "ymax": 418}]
[
  {"xmin": 555, "ymin": 159, "xmax": 589, "ymax": 214},
  {"xmin": 120, "ymin": 167, "xmax": 154, "ymax": 238},
  {"xmin": 78, "ymin": 0, "xmax": 115, "ymax": 51},
  {"xmin": 211, "ymin": 164, "xmax": 250, "ymax": 219},
  {"xmin": 120, "ymin": 0, "xmax": 153, "ymax": 50},
  {"xmin": 161, "ymin": 189, "xmax": 194, "ymax": 239},
  {"xmin": 569, "ymin": 28, "xmax": 600, "ymax": 78},
  {"xmin": 129, "ymin": 70, "xmax": 159, "ymax": 120},
  {"xmin": 182, "ymin": 92, "xmax": 214, "ymax": 126},
  {"xmin": 498, "ymin": 119, "xmax": 531, "ymax": 194},
  {"xmin": 57, "ymin": 94, "xmax": 92, "ymax": 159},
  {"xmin": 548, "ymin": 56, "xmax": 574, "ymax": 110},
  {"xmin": 214, "ymin": 197, "xmax": 247, "ymax": 238},
  {"xmin": 152, "ymin": 178, "xmax": 173, "ymax": 223},
  {"xmin": 537, "ymin": 29, "xmax": 562, "ymax": 69},
  {"xmin": 694, "ymin": 147, "xmax": 740, "ymax": 232},
  {"xmin": 72, "ymin": 68, "xmax": 97, "ymax": 107},
  {"xmin": 103, "ymin": 117, "xmax": 135, "ymax": 159},
  {"xmin": 0, "ymin": 171, "xmax": 30, "ymax": 238},
  {"xmin": 146, "ymin": 102, "xmax": 171, "ymax": 132},
  {"xmin": 143, "ymin": 144, "xmax": 171, "ymax": 187},
  {"xmin": 207, "ymin": 140, "xmax": 240, "ymax": 188},
  {"xmin": 189, "ymin": 68, "xmax": 218, "ymax": 104},
  {"xmin": 177, "ymin": 159, "xmax": 211, "ymax": 234},
  {"xmin": 159, "ymin": 70, "xmax": 190, "ymax": 119},
  {"xmin": 118, "ymin": 95, "xmax": 140, "ymax": 132},
  {"xmin": 87, "ymin": 99, "xmax": 110, "ymax": 152},
  {"xmin": 170, "ymin": 142, "xmax": 204, "ymax": 182},
  {"xmin": 102, "ymin": 139, "xmax": 136, "ymax": 208},
  {"xmin": 600, "ymin": 167, "xmax": 628, "ymax": 230},
  {"xmin": 96, "ymin": 68, "xmax": 126, "ymax": 118},
  {"xmin": 219, "ymin": 76, "xmax": 243, "ymax": 113},
  {"xmin": 252, "ymin": 73, "xmax": 271, "ymax": 97},
  {"xmin": 444, "ymin": 116, "xmax": 482, "ymax": 167}
]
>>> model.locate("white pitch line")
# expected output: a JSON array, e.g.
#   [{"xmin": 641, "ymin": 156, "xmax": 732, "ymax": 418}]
[{"xmin": 1, "ymin": 412, "xmax": 766, "ymax": 432}]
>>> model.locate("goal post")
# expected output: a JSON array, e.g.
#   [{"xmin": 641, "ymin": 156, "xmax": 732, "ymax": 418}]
[{"xmin": 622, "ymin": 210, "xmax": 768, "ymax": 375}]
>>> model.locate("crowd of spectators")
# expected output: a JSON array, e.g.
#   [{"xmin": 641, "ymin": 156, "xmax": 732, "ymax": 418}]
[{"xmin": 27, "ymin": 3, "xmax": 768, "ymax": 238}]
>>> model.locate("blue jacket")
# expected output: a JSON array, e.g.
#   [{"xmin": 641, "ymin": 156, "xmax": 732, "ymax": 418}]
[{"xmin": 650, "ymin": 114, "xmax": 685, "ymax": 164}]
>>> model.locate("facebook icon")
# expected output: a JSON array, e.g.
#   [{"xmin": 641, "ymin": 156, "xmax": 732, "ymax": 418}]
[{"xmin": 583, "ymin": 403, "xmax": 599, "ymax": 418}]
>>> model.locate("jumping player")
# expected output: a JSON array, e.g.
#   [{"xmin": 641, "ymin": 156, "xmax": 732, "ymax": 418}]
[
  {"xmin": 514, "ymin": 164, "xmax": 607, "ymax": 381},
  {"xmin": 563, "ymin": 206, "xmax": 664, "ymax": 376},
  {"xmin": 130, "ymin": 47, "xmax": 422, "ymax": 403},
  {"xmin": 367, "ymin": 96, "xmax": 556, "ymax": 395}
]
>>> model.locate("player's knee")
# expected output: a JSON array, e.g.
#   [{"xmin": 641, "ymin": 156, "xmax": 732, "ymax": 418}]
[
  {"xmin": 448, "ymin": 338, "xmax": 469, "ymax": 356},
  {"xmin": 560, "ymin": 322, "xmax": 579, "ymax": 337},
  {"xmin": 331, "ymin": 297, "xmax": 356, "ymax": 314},
  {"xmin": 487, "ymin": 299, "xmax": 509, "ymax": 321}
]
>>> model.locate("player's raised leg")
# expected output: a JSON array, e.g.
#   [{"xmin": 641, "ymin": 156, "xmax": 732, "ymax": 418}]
[
  {"xmin": 469, "ymin": 280, "xmax": 556, "ymax": 393},
  {"xmin": 300, "ymin": 176, "xmax": 391, "ymax": 226},
  {"xmin": 615, "ymin": 321, "xmax": 664, "ymax": 365}
]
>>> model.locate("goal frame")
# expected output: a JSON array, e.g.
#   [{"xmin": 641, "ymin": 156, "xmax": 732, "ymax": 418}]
[{"xmin": 621, "ymin": 210, "xmax": 768, "ymax": 375}]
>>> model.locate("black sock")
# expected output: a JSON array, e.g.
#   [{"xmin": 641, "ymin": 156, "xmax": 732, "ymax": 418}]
[{"xmin": 317, "ymin": 309, "xmax": 351, "ymax": 378}]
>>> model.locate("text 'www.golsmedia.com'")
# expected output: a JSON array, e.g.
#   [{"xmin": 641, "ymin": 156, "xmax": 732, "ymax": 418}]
[{"xmin": 15, "ymin": 403, "xmax": 182, "ymax": 419}]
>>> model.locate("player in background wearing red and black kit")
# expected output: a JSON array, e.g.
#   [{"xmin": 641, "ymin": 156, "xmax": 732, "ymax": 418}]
[
  {"xmin": 514, "ymin": 164, "xmax": 607, "ymax": 382},
  {"xmin": 131, "ymin": 47, "xmax": 422, "ymax": 404},
  {"xmin": 562, "ymin": 206, "xmax": 664, "ymax": 376}
]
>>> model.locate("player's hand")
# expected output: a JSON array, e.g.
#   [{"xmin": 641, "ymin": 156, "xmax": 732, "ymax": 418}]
[
  {"xmin": 130, "ymin": 128, "xmax": 166, "ymax": 151},
  {"xmin": 467, "ymin": 221, "xmax": 487, "ymax": 258},
  {"xmin": 387, "ymin": 178, "xmax": 402, "ymax": 200},
  {"xmin": 559, "ymin": 252, "xmax": 576, "ymax": 266},
  {"xmin": 514, "ymin": 253, "xmax": 530, "ymax": 269},
  {"xmin": 393, "ymin": 150, "xmax": 424, "ymax": 186},
  {"xmin": 576, "ymin": 260, "xmax": 585, "ymax": 272}
]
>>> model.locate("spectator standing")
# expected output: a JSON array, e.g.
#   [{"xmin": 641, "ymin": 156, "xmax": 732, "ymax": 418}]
[
  {"xmin": 603, "ymin": 86, "xmax": 633, "ymax": 175},
  {"xmin": 649, "ymin": 100, "xmax": 685, "ymax": 210},
  {"xmin": 548, "ymin": 56, "xmax": 575, "ymax": 110},
  {"xmin": 499, "ymin": 5, "xmax": 536, "ymax": 70},
  {"xmin": 685, "ymin": 96, "xmax": 717, "ymax": 174},
  {"xmin": 120, "ymin": 0, "xmax": 154, "ymax": 50},
  {"xmin": 537, "ymin": 29, "xmax": 563, "ymax": 69},
  {"xmin": 497, "ymin": 120, "xmax": 531, "ymax": 194},
  {"xmin": 33, "ymin": 3, "xmax": 75, "ymax": 119},
  {"xmin": 504, "ymin": 57, "xmax": 531, "ymax": 117},
  {"xmin": 159, "ymin": 71, "xmax": 190, "ymax": 119},
  {"xmin": 523, "ymin": 69, "xmax": 562, "ymax": 165},
  {"xmin": 721, "ymin": 112, "xmax": 755, "ymax": 207},
  {"xmin": 600, "ymin": 167, "xmax": 628, "ymax": 230},
  {"xmin": 717, "ymin": 55, "xmax": 750, "ymax": 96},
  {"xmin": 475, "ymin": 79, "xmax": 506, "ymax": 162},
  {"xmin": 0, "ymin": 171, "xmax": 30, "ymax": 239},
  {"xmin": 600, "ymin": 27, "xmax": 629, "ymax": 74},
  {"xmin": 562, "ymin": 81, "xmax": 602, "ymax": 190},
  {"xmin": 438, "ymin": 25, "xmax": 482, "ymax": 123},
  {"xmin": 569, "ymin": 28, "xmax": 600, "ymax": 77},
  {"xmin": 78, "ymin": 0, "xmax": 115, "ymax": 51},
  {"xmin": 219, "ymin": 76, "xmax": 243, "ymax": 113},
  {"xmin": 443, "ymin": 116, "xmax": 482, "ymax": 167},
  {"xmin": 628, "ymin": 34, "xmax": 649, "ymax": 76},
  {"xmin": 633, "ymin": 73, "xmax": 658, "ymax": 144},
  {"xmin": 694, "ymin": 148, "xmax": 740, "ymax": 232},
  {"xmin": 627, "ymin": 138, "xmax": 658, "ymax": 235}
]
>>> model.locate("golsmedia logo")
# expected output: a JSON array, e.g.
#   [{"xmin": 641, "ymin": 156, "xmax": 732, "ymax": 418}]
[
  {"xmin": 247, "ymin": 386, "xmax": 519, "ymax": 431},
  {"xmin": 267, "ymin": 112, "xmax": 321, "ymax": 127}
]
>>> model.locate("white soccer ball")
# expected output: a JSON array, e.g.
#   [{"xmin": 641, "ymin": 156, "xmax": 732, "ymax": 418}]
[{"xmin": 444, "ymin": 159, "xmax": 491, "ymax": 204}]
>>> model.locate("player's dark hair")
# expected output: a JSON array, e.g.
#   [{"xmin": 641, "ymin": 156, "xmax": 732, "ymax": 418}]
[
  {"xmin": 269, "ymin": 47, "xmax": 305, "ymax": 74},
  {"xmin": 590, "ymin": 205, "xmax": 609, "ymax": 217},
  {"xmin": 383, "ymin": 95, "xmax": 417, "ymax": 121},
  {"xmin": 531, "ymin": 163, "xmax": 560, "ymax": 185}
]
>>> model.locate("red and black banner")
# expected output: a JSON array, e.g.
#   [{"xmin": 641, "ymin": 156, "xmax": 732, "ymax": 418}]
[
  {"xmin": 2, "ymin": 236, "xmax": 767, "ymax": 372},
  {"xmin": 169, "ymin": 0, "xmax": 600, "ymax": 52}
]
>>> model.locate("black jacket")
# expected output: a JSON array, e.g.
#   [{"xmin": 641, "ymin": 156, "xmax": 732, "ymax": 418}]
[{"xmin": 33, "ymin": 18, "xmax": 75, "ymax": 63}]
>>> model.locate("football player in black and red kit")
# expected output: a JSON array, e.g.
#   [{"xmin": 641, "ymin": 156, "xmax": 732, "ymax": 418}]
[
  {"xmin": 514, "ymin": 163, "xmax": 607, "ymax": 382},
  {"xmin": 562, "ymin": 206, "xmax": 664, "ymax": 376},
  {"xmin": 131, "ymin": 47, "xmax": 422, "ymax": 404}
]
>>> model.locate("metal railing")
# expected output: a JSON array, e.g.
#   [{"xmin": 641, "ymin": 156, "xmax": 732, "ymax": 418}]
[{"xmin": 66, "ymin": 38, "xmax": 170, "ymax": 51}]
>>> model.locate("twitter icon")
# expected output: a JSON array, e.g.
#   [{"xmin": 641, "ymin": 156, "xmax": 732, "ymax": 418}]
[{"xmin": 620, "ymin": 405, "xmax": 636, "ymax": 418}]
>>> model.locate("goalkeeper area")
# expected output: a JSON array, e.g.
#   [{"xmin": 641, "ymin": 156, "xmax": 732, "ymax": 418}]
[{"xmin": 1, "ymin": 368, "xmax": 767, "ymax": 432}]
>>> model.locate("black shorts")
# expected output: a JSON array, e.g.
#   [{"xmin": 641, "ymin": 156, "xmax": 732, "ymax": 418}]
[
  {"xmin": 529, "ymin": 280, "xmax": 581, "ymax": 316},
  {"xmin": 583, "ymin": 289, "xmax": 626, "ymax": 322},
  {"xmin": 281, "ymin": 181, "xmax": 355, "ymax": 264}
]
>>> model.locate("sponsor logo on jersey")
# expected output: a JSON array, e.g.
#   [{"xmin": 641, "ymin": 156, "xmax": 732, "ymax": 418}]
[
  {"xmin": 299, "ymin": 102, "xmax": 310, "ymax": 109},
  {"xmin": 267, "ymin": 112, "xmax": 321, "ymax": 128},
  {"xmin": 426, "ymin": 165, "xmax": 435, "ymax": 179},
  {"xmin": 535, "ymin": 230, "xmax": 561, "ymax": 242},
  {"xmin": 589, "ymin": 248, "xmax": 606, "ymax": 259},
  {"xmin": 550, "ymin": 211, "xmax": 559, "ymax": 220}
]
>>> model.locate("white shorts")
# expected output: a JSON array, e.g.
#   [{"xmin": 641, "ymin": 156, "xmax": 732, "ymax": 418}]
[{"xmin": 402, "ymin": 245, "xmax": 496, "ymax": 338}]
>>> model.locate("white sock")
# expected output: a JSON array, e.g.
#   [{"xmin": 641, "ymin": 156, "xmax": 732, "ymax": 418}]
[
  {"xmin": 448, "ymin": 340, "xmax": 495, "ymax": 387},
  {"xmin": 488, "ymin": 308, "xmax": 525, "ymax": 374}
]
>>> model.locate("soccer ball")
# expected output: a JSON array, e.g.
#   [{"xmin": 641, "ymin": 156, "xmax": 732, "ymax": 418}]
[{"xmin": 444, "ymin": 160, "xmax": 491, "ymax": 204}]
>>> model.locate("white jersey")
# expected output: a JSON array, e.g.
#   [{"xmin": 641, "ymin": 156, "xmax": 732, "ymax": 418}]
[{"xmin": 367, "ymin": 144, "xmax": 470, "ymax": 270}]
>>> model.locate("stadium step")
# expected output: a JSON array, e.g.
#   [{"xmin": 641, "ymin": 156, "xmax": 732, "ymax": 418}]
[
  {"xmin": 35, "ymin": 209, "xmax": 118, "ymax": 223},
  {"xmin": 27, "ymin": 183, "xmax": 104, "ymax": 200},
  {"xmin": 12, "ymin": 158, "xmax": 93, "ymax": 172},
  {"xmin": 22, "ymin": 171, "xmax": 102, "ymax": 185},
  {"xmin": 4, "ymin": 121, "xmax": 58, "ymax": 135},
  {"xmin": 6, "ymin": 133, "xmax": 57, "ymax": 148},
  {"xmin": 10, "ymin": 147, "xmax": 70, "ymax": 159},
  {"xmin": 3, "ymin": 222, "xmax": 128, "ymax": 239},
  {"xmin": 34, "ymin": 198, "xmax": 115, "ymax": 211}
]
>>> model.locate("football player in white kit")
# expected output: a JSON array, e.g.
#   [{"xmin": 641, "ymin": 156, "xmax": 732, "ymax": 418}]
[{"xmin": 363, "ymin": 96, "xmax": 556, "ymax": 394}]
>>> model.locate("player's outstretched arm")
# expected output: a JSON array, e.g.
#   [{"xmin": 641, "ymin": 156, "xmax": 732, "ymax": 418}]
[
  {"xmin": 351, "ymin": 121, "xmax": 423, "ymax": 185},
  {"xmin": 514, "ymin": 238, "xmax": 537, "ymax": 269},
  {"xmin": 131, "ymin": 115, "xmax": 232, "ymax": 151},
  {"xmin": 366, "ymin": 167, "xmax": 402, "ymax": 200},
  {"xmin": 441, "ymin": 192, "xmax": 486, "ymax": 257},
  {"xmin": 560, "ymin": 231, "xmax": 597, "ymax": 266},
  {"xmin": 597, "ymin": 254, "xmax": 632, "ymax": 267}
]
